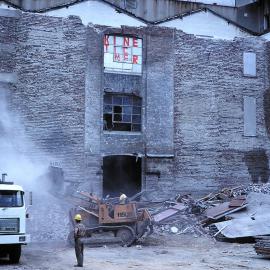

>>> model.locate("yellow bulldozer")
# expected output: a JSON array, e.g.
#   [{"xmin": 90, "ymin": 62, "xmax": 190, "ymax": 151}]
[{"xmin": 69, "ymin": 192, "xmax": 154, "ymax": 246}]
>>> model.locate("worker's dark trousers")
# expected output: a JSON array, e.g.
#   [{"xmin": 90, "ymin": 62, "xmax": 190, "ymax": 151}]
[{"xmin": 75, "ymin": 239, "xmax": 84, "ymax": 267}]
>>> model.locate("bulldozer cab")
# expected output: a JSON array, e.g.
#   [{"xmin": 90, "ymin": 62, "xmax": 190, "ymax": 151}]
[{"xmin": 99, "ymin": 202, "xmax": 138, "ymax": 224}]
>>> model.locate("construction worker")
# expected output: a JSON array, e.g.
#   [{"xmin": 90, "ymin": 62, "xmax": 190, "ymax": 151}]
[
  {"xmin": 74, "ymin": 214, "xmax": 86, "ymax": 267},
  {"xmin": 119, "ymin": 193, "xmax": 127, "ymax": 204}
]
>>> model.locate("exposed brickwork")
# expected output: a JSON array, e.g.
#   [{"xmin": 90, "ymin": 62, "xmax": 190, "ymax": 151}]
[
  {"xmin": 13, "ymin": 13, "xmax": 87, "ymax": 184},
  {"xmin": 174, "ymin": 31, "xmax": 269, "ymax": 196}
]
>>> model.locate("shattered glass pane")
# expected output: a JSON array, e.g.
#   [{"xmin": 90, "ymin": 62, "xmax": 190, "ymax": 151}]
[
  {"xmin": 132, "ymin": 106, "xmax": 141, "ymax": 114},
  {"xmin": 103, "ymin": 93, "xmax": 141, "ymax": 132},
  {"xmin": 132, "ymin": 115, "xmax": 141, "ymax": 124},
  {"xmin": 113, "ymin": 106, "xmax": 122, "ymax": 114},
  {"xmin": 113, "ymin": 113, "xmax": 122, "ymax": 122},
  {"xmin": 123, "ymin": 114, "xmax": 132, "ymax": 122},
  {"xmin": 103, "ymin": 114, "xmax": 113, "ymax": 130},
  {"xmin": 123, "ymin": 106, "xmax": 132, "ymax": 114}
]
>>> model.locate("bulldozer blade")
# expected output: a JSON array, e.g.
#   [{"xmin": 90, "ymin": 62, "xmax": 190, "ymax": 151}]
[{"xmin": 80, "ymin": 237, "xmax": 123, "ymax": 247}]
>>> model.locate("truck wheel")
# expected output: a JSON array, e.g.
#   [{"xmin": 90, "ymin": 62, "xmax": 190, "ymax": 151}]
[
  {"xmin": 116, "ymin": 228, "xmax": 135, "ymax": 247},
  {"xmin": 9, "ymin": 245, "xmax": 21, "ymax": 264}
]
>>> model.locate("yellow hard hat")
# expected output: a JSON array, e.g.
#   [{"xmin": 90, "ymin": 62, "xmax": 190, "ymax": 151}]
[{"xmin": 74, "ymin": 214, "xmax": 82, "ymax": 221}]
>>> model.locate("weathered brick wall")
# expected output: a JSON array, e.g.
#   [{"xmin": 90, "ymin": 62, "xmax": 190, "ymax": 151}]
[
  {"xmin": 0, "ymin": 10, "xmax": 20, "ymax": 139},
  {"xmin": 1, "ymin": 10, "xmax": 270, "ymax": 198},
  {"xmin": 13, "ymin": 13, "xmax": 87, "ymax": 186},
  {"xmin": 145, "ymin": 27, "xmax": 175, "ymax": 156},
  {"xmin": 84, "ymin": 26, "xmax": 103, "ymax": 195},
  {"xmin": 174, "ymin": 31, "xmax": 269, "ymax": 196},
  {"xmin": 0, "ymin": 15, "xmax": 17, "ymax": 73}
]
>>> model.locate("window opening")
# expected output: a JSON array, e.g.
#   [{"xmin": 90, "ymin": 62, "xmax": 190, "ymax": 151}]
[
  {"xmin": 104, "ymin": 35, "xmax": 142, "ymax": 74},
  {"xmin": 103, "ymin": 93, "xmax": 142, "ymax": 132},
  {"xmin": 243, "ymin": 52, "xmax": 256, "ymax": 77}
]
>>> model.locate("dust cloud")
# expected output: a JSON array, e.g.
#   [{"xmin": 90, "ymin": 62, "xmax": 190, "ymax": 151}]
[{"xmin": 0, "ymin": 95, "xmax": 70, "ymax": 242}]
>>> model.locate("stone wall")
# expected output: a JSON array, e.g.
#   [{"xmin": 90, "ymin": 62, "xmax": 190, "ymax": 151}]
[
  {"xmin": 1, "ymin": 10, "xmax": 270, "ymax": 198},
  {"xmin": 174, "ymin": 31, "xmax": 269, "ymax": 196},
  {"xmin": 13, "ymin": 13, "xmax": 87, "ymax": 185}
]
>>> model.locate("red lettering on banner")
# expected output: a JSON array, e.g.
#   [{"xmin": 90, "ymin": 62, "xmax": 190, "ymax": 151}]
[
  {"xmin": 123, "ymin": 47, "xmax": 129, "ymax": 61},
  {"xmin": 133, "ymin": 55, "xmax": 138, "ymax": 64},
  {"xmin": 114, "ymin": 53, "xmax": 121, "ymax": 62},
  {"xmin": 104, "ymin": 35, "xmax": 109, "ymax": 52},
  {"xmin": 124, "ymin": 37, "xmax": 130, "ymax": 47},
  {"xmin": 133, "ymin": 38, "xmax": 138, "ymax": 47}
]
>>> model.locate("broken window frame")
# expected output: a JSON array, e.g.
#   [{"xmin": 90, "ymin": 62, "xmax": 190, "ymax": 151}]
[{"xmin": 103, "ymin": 93, "xmax": 142, "ymax": 132}]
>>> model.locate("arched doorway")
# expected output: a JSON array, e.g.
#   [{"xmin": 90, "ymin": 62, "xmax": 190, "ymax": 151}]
[{"xmin": 103, "ymin": 155, "xmax": 141, "ymax": 197}]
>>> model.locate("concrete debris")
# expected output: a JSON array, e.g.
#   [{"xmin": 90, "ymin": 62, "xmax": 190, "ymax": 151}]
[
  {"xmin": 152, "ymin": 183, "xmax": 270, "ymax": 246},
  {"xmin": 152, "ymin": 203, "xmax": 186, "ymax": 223},
  {"xmin": 70, "ymin": 183, "xmax": 270, "ymax": 258},
  {"xmin": 211, "ymin": 192, "xmax": 270, "ymax": 240},
  {"xmin": 254, "ymin": 236, "xmax": 270, "ymax": 256}
]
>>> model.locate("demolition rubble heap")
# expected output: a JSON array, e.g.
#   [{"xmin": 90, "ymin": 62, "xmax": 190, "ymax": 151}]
[
  {"xmin": 70, "ymin": 183, "xmax": 270, "ymax": 257},
  {"xmin": 137, "ymin": 183, "xmax": 270, "ymax": 256},
  {"xmin": 147, "ymin": 183, "xmax": 270, "ymax": 257}
]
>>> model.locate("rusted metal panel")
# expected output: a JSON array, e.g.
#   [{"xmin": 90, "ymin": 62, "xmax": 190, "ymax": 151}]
[
  {"xmin": 215, "ymin": 214, "xmax": 270, "ymax": 238},
  {"xmin": 205, "ymin": 202, "xmax": 231, "ymax": 219},
  {"xmin": 205, "ymin": 201, "xmax": 247, "ymax": 220},
  {"xmin": 170, "ymin": 203, "xmax": 186, "ymax": 211},
  {"xmin": 152, "ymin": 208, "xmax": 178, "ymax": 223},
  {"xmin": 229, "ymin": 196, "xmax": 246, "ymax": 207}
]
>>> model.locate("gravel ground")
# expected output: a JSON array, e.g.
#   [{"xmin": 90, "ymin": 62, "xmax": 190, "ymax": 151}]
[{"xmin": 1, "ymin": 234, "xmax": 269, "ymax": 270}]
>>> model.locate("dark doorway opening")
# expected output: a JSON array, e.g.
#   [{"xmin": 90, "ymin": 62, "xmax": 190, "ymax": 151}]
[{"xmin": 103, "ymin": 155, "xmax": 141, "ymax": 197}]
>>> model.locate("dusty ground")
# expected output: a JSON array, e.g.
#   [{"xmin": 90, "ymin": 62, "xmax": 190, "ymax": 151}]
[{"xmin": 0, "ymin": 234, "xmax": 269, "ymax": 270}]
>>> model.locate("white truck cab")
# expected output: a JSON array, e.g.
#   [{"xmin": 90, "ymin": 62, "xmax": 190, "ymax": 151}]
[{"xmin": 0, "ymin": 175, "xmax": 30, "ymax": 263}]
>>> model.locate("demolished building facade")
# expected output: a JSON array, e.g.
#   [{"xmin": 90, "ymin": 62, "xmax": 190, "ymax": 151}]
[{"xmin": 0, "ymin": 1, "xmax": 270, "ymax": 198}]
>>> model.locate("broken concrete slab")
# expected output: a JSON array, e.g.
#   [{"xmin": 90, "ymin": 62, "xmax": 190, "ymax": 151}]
[
  {"xmin": 213, "ymin": 192, "xmax": 270, "ymax": 239},
  {"xmin": 214, "ymin": 214, "xmax": 270, "ymax": 238},
  {"xmin": 152, "ymin": 203, "xmax": 186, "ymax": 223}
]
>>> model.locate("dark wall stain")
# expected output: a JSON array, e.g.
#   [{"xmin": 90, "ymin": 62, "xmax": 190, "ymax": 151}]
[
  {"xmin": 263, "ymin": 88, "xmax": 270, "ymax": 138},
  {"xmin": 244, "ymin": 149, "xmax": 269, "ymax": 183}
]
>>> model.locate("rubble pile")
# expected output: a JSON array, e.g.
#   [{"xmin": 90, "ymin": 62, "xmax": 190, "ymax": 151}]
[
  {"xmin": 232, "ymin": 183, "xmax": 270, "ymax": 196},
  {"xmin": 153, "ymin": 213, "xmax": 205, "ymax": 236},
  {"xmin": 70, "ymin": 184, "xmax": 270, "ymax": 257},
  {"xmin": 147, "ymin": 183, "xmax": 270, "ymax": 246},
  {"xmin": 145, "ymin": 196, "xmax": 206, "ymax": 237},
  {"xmin": 254, "ymin": 236, "xmax": 270, "ymax": 256}
]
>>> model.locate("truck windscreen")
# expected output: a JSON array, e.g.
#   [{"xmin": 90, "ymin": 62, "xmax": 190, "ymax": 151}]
[{"xmin": 0, "ymin": 191, "xmax": 24, "ymax": 207}]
